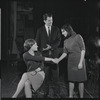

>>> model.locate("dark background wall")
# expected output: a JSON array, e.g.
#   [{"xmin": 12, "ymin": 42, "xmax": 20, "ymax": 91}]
[
  {"xmin": 1, "ymin": 1, "xmax": 10, "ymax": 60},
  {"xmin": 0, "ymin": 0, "xmax": 100, "ymax": 60}
]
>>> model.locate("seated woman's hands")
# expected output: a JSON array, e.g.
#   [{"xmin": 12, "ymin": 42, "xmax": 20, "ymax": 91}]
[{"xmin": 30, "ymin": 71, "xmax": 37, "ymax": 76}]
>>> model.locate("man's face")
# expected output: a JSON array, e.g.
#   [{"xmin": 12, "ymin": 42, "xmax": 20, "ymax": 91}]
[{"xmin": 44, "ymin": 16, "xmax": 53, "ymax": 27}]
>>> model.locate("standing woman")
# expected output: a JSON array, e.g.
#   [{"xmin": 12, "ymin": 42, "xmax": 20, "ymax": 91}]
[
  {"xmin": 54, "ymin": 24, "xmax": 87, "ymax": 98},
  {"xmin": 12, "ymin": 39, "xmax": 55, "ymax": 98}
]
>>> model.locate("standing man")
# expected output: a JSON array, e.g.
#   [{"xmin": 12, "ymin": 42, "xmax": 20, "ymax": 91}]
[{"xmin": 35, "ymin": 13, "xmax": 61, "ymax": 98}]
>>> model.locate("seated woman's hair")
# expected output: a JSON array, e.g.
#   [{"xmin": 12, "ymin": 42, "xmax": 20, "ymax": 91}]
[{"xmin": 24, "ymin": 39, "xmax": 36, "ymax": 51}]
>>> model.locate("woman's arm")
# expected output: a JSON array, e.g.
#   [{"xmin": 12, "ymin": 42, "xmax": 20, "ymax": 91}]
[
  {"xmin": 58, "ymin": 53, "xmax": 67, "ymax": 62},
  {"xmin": 31, "ymin": 67, "xmax": 42, "ymax": 75},
  {"xmin": 54, "ymin": 53, "xmax": 67, "ymax": 64},
  {"xmin": 34, "ymin": 57, "xmax": 54, "ymax": 73},
  {"xmin": 79, "ymin": 50, "xmax": 85, "ymax": 64},
  {"xmin": 78, "ymin": 50, "xmax": 85, "ymax": 69},
  {"xmin": 23, "ymin": 53, "xmax": 45, "ymax": 62},
  {"xmin": 44, "ymin": 57, "xmax": 54, "ymax": 62},
  {"xmin": 77, "ymin": 35, "xmax": 86, "ymax": 69}
]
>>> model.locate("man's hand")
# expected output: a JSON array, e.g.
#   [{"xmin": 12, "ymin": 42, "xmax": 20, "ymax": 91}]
[{"xmin": 43, "ymin": 44, "xmax": 51, "ymax": 51}]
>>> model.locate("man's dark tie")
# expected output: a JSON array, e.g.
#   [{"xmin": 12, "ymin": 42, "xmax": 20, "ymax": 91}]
[{"xmin": 48, "ymin": 27, "xmax": 51, "ymax": 55}]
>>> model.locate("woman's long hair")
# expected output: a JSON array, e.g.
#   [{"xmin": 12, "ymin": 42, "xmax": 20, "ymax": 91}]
[{"xmin": 61, "ymin": 24, "xmax": 76, "ymax": 38}]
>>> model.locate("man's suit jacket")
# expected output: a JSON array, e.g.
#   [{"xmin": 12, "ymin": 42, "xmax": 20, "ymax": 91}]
[{"xmin": 35, "ymin": 25, "xmax": 61, "ymax": 58}]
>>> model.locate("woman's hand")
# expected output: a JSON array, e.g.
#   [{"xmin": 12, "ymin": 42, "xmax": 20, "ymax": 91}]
[
  {"xmin": 78, "ymin": 62, "xmax": 83, "ymax": 69},
  {"xmin": 51, "ymin": 58, "xmax": 59, "ymax": 64}
]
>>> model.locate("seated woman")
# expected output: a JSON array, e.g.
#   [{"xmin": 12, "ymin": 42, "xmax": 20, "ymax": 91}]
[{"xmin": 12, "ymin": 39, "xmax": 55, "ymax": 98}]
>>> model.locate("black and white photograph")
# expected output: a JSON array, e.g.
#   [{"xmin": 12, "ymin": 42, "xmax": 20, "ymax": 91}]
[
  {"xmin": 0, "ymin": 8, "xmax": 1, "ymax": 100},
  {"xmin": 0, "ymin": 0, "xmax": 100, "ymax": 98}
]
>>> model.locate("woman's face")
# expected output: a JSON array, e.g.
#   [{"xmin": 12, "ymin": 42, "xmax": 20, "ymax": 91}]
[
  {"xmin": 61, "ymin": 29, "xmax": 68, "ymax": 37},
  {"xmin": 31, "ymin": 42, "xmax": 38, "ymax": 51}
]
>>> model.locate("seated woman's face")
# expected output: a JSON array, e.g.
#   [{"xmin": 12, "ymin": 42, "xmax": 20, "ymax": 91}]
[
  {"xmin": 61, "ymin": 29, "xmax": 68, "ymax": 37},
  {"xmin": 31, "ymin": 42, "xmax": 38, "ymax": 51}
]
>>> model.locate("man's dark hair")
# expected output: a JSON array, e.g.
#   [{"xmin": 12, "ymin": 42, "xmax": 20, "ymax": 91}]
[{"xmin": 43, "ymin": 13, "xmax": 53, "ymax": 20}]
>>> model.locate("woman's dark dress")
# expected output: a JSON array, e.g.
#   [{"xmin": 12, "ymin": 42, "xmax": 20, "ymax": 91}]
[
  {"xmin": 23, "ymin": 51, "xmax": 45, "ymax": 91},
  {"xmin": 64, "ymin": 34, "xmax": 87, "ymax": 82}
]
